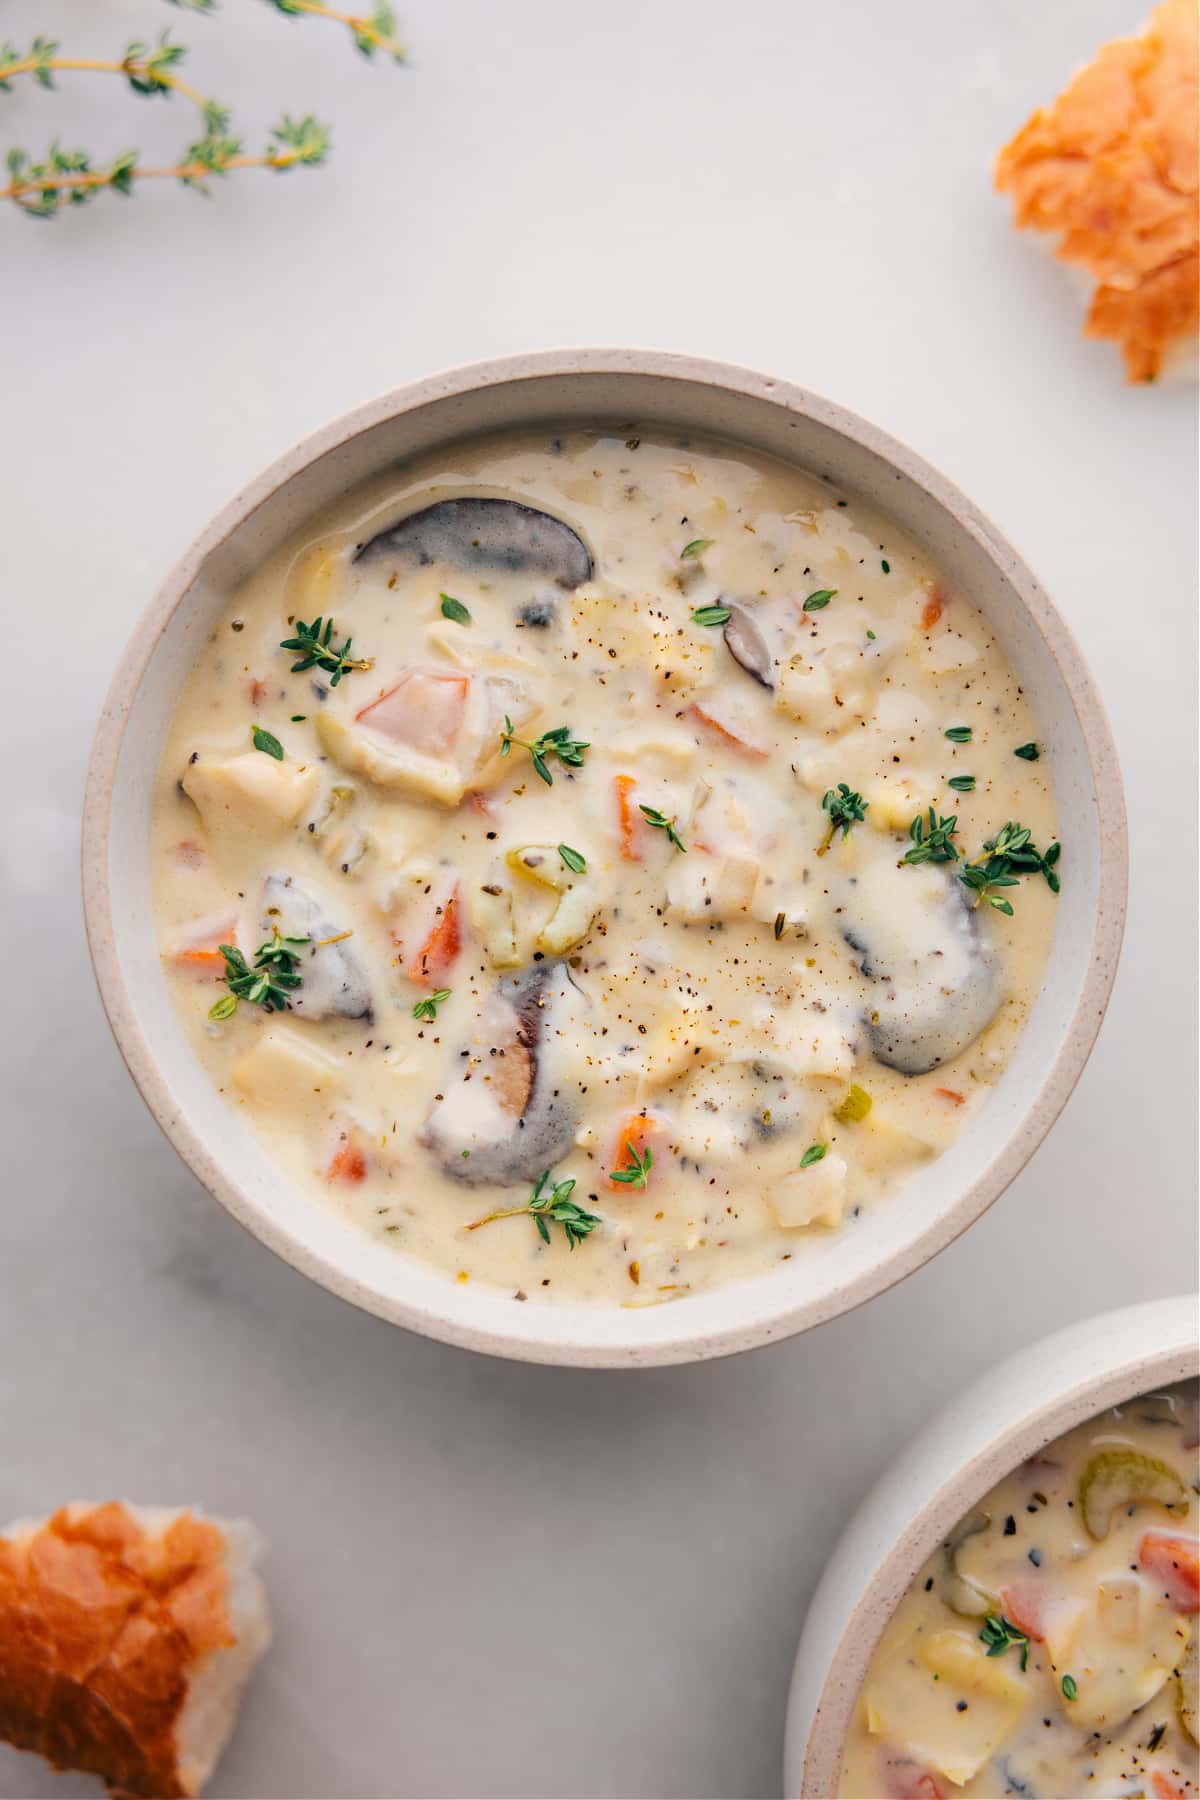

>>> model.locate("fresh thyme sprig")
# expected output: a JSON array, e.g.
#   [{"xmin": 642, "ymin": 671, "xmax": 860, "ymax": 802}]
[
  {"xmin": 957, "ymin": 821, "xmax": 1061, "ymax": 915},
  {"xmin": 209, "ymin": 927, "xmax": 309, "ymax": 1017},
  {"xmin": 262, "ymin": 1, "xmax": 406, "ymax": 60},
  {"xmin": 817, "ymin": 784, "xmax": 867, "ymax": 854},
  {"xmin": 609, "ymin": 1141, "xmax": 653, "ymax": 1188},
  {"xmin": 638, "ymin": 804, "xmax": 686, "ymax": 854},
  {"xmin": 980, "ymin": 1613, "xmax": 1030, "ymax": 1671},
  {"xmin": 279, "ymin": 616, "xmax": 373, "ymax": 686},
  {"xmin": 412, "ymin": 987, "xmax": 451, "ymax": 1023},
  {"xmin": 467, "ymin": 1169, "xmax": 601, "ymax": 1249},
  {"xmin": 499, "ymin": 718, "xmax": 589, "ymax": 785},
  {"xmin": 903, "ymin": 807, "xmax": 960, "ymax": 866},
  {"xmin": 1, "ymin": 3, "xmax": 405, "ymax": 221},
  {"xmin": 3, "ymin": 114, "xmax": 331, "ymax": 217}
]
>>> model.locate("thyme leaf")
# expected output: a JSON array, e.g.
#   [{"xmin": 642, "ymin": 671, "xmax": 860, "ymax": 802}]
[
  {"xmin": 817, "ymin": 783, "xmax": 867, "ymax": 854},
  {"xmin": 279, "ymin": 616, "xmax": 373, "ymax": 687},
  {"xmin": 638, "ymin": 804, "xmax": 686, "ymax": 854},
  {"xmin": 412, "ymin": 987, "xmax": 451, "ymax": 1023},
  {"xmin": 499, "ymin": 718, "xmax": 590, "ymax": 785},
  {"xmin": 467, "ymin": 1169, "xmax": 601, "ymax": 1249}
]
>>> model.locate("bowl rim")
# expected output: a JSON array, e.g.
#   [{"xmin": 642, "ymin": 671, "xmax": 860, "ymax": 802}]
[
  {"xmin": 81, "ymin": 347, "xmax": 1129, "ymax": 1367},
  {"xmin": 787, "ymin": 1292, "xmax": 1200, "ymax": 1796}
]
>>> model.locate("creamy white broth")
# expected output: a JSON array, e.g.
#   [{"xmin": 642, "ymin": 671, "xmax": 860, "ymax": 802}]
[
  {"xmin": 150, "ymin": 428, "xmax": 1059, "ymax": 1305},
  {"xmin": 839, "ymin": 1383, "xmax": 1200, "ymax": 1800}
]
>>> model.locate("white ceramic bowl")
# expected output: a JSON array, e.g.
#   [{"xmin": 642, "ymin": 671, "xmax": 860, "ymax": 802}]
[
  {"xmin": 82, "ymin": 349, "xmax": 1127, "ymax": 1368},
  {"xmin": 784, "ymin": 1292, "xmax": 1199, "ymax": 1796}
]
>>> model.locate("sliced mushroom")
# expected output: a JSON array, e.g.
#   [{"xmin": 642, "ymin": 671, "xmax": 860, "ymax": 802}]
[
  {"xmin": 840, "ymin": 853, "xmax": 1002, "ymax": 1076},
  {"xmin": 722, "ymin": 601, "xmax": 774, "ymax": 689},
  {"xmin": 355, "ymin": 498, "xmax": 592, "ymax": 589},
  {"xmin": 422, "ymin": 962, "xmax": 583, "ymax": 1186},
  {"xmin": 261, "ymin": 873, "xmax": 372, "ymax": 1021}
]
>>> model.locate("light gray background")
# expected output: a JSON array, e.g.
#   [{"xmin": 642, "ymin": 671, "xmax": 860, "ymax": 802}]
[{"xmin": 1, "ymin": 3, "xmax": 1196, "ymax": 1796}]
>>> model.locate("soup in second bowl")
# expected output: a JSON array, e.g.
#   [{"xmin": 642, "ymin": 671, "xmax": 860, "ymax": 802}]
[{"xmin": 840, "ymin": 1381, "xmax": 1199, "ymax": 1799}]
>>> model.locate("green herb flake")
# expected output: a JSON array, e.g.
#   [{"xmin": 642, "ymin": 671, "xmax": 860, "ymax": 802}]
[
  {"xmin": 1014, "ymin": 742, "xmax": 1040, "ymax": 761},
  {"xmin": 798, "ymin": 1143, "xmax": 827, "ymax": 1169},
  {"xmin": 691, "ymin": 604, "xmax": 733, "ymax": 627},
  {"xmin": 980, "ymin": 1614, "xmax": 1031, "ymax": 1672},
  {"xmin": 639, "ymin": 804, "xmax": 687, "ymax": 854},
  {"xmin": 500, "ymin": 717, "xmax": 590, "ymax": 786},
  {"xmin": 439, "ymin": 593, "xmax": 472, "ymax": 626},
  {"xmin": 412, "ymin": 987, "xmax": 452, "ymax": 1023},
  {"xmin": 803, "ymin": 588, "xmax": 836, "ymax": 612},
  {"xmin": 1061, "ymin": 1674, "xmax": 1078, "ymax": 1701},
  {"xmin": 945, "ymin": 725, "xmax": 973, "ymax": 744},
  {"xmin": 680, "ymin": 537, "xmax": 713, "ymax": 560},
  {"xmin": 467, "ymin": 1168, "xmax": 601, "ymax": 1249},
  {"xmin": 279, "ymin": 616, "xmax": 373, "ymax": 688},
  {"xmin": 558, "ymin": 844, "xmax": 587, "ymax": 875},
  {"xmin": 866, "ymin": 629, "xmax": 877, "ymax": 641},
  {"xmin": 881, "ymin": 559, "xmax": 891, "ymax": 573},
  {"xmin": 958, "ymin": 821, "xmax": 1061, "ymax": 914},
  {"xmin": 903, "ymin": 807, "xmax": 960, "ymax": 866},
  {"xmin": 251, "ymin": 725, "xmax": 284, "ymax": 760},
  {"xmin": 609, "ymin": 1140, "xmax": 653, "ymax": 1189},
  {"xmin": 948, "ymin": 775, "xmax": 976, "ymax": 793},
  {"xmin": 290, "ymin": 713, "xmax": 307, "ymax": 722},
  {"xmin": 215, "ymin": 929, "xmax": 308, "ymax": 1014},
  {"xmin": 208, "ymin": 992, "xmax": 239, "ymax": 1022},
  {"xmin": 818, "ymin": 783, "xmax": 867, "ymax": 854}
]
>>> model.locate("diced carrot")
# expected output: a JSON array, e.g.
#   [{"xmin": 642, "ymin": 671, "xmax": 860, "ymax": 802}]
[
  {"xmin": 935, "ymin": 1087, "xmax": 966, "ymax": 1106},
  {"xmin": 1151, "ymin": 1774, "xmax": 1187, "ymax": 1800},
  {"xmin": 614, "ymin": 774, "xmax": 640, "ymax": 860},
  {"xmin": 406, "ymin": 885, "xmax": 462, "ymax": 987},
  {"xmin": 250, "ymin": 678, "xmax": 267, "ymax": 707},
  {"xmin": 168, "ymin": 917, "xmax": 236, "ymax": 977},
  {"xmin": 325, "ymin": 1138, "xmax": 368, "ymax": 1183},
  {"xmin": 882, "ymin": 1763, "xmax": 946, "ymax": 1800},
  {"xmin": 356, "ymin": 668, "xmax": 470, "ymax": 757},
  {"xmin": 920, "ymin": 584, "xmax": 947, "ymax": 631},
  {"xmin": 999, "ymin": 1580, "xmax": 1088, "ymax": 1648},
  {"xmin": 1139, "ymin": 1532, "xmax": 1200, "ymax": 1612},
  {"xmin": 689, "ymin": 699, "xmax": 769, "ymax": 760},
  {"xmin": 607, "ymin": 1112, "xmax": 659, "ymax": 1191}
]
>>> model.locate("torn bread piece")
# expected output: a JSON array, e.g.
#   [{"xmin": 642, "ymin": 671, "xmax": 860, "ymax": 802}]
[
  {"xmin": 0, "ymin": 1501, "xmax": 270, "ymax": 1798},
  {"xmin": 995, "ymin": 0, "xmax": 1198, "ymax": 382}
]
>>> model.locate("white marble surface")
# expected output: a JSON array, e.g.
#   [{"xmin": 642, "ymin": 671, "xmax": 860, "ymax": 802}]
[{"xmin": 1, "ymin": 2, "xmax": 1195, "ymax": 1796}]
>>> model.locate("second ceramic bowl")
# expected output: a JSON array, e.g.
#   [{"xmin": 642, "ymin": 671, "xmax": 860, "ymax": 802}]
[
  {"xmin": 784, "ymin": 1292, "xmax": 1199, "ymax": 1795},
  {"xmin": 82, "ymin": 349, "xmax": 1127, "ymax": 1366}
]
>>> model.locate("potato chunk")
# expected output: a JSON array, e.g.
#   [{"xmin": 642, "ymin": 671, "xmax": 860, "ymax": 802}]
[
  {"xmin": 232, "ymin": 1026, "xmax": 344, "ymax": 1111},
  {"xmin": 183, "ymin": 753, "xmax": 319, "ymax": 851}
]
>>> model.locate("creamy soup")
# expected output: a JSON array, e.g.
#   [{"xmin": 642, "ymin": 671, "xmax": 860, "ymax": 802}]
[
  {"xmin": 151, "ymin": 428, "xmax": 1059, "ymax": 1304},
  {"xmin": 839, "ymin": 1383, "xmax": 1200, "ymax": 1800}
]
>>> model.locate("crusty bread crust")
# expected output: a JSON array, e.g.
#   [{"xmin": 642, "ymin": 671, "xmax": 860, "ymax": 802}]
[
  {"xmin": 996, "ymin": 0, "xmax": 1199, "ymax": 382},
  {"xmin": 0, "ymin": 1503, "xmax": 236, "ymax": 1798}
]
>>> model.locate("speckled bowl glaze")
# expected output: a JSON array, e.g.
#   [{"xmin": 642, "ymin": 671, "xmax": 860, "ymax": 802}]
[
  {"xmin": 82, "ymin": 350, "xmax": 1127, "ymax": 1367},
  {"xmin": 784, "ymin": 1293, "xmax": 1199, "ymax": 1796}
]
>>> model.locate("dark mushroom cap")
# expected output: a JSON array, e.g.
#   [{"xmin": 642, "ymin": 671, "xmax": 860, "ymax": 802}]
[{"xmin": 355, "ymin": 498, "xmax": 592, "ymax": 590}]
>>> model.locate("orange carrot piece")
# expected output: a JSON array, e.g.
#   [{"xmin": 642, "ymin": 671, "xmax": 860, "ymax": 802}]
[
  {"xmin": 689, "ymin": 700, "xmax": 769, "ymax": 760},
  {"xmin": 250, "ymin": 678, "xmax": 267, "ymax": 707},
  {"xmin": 406, "ymin": 886, "xmax": 462, "ymax": 988},
  {"xmin": 607, "ymin": 1113, "xmax": 656, "ymax": 1191},
  {"xmin": 1152, "ymin": 1775, "xmax": 1187, "ymax": 1800},
  {"xmin": 1139, "ymin": 1532, "xmax": 1200, "ymax": 1612},
  {"xmin": 935, "ymin": 1087, "xmax": 966, "ymax": 1106},
  {"xmin": 614, "ymin": 774, "xmax": 640, "ymax": 860},
  {"xmin": 325, "ymin": 1139, "xmax": 368, "ymax": 1183},
  {"xmin": 920, "ymin": 584, "xmax": 946, "ymax": 630},
  {"xmin": 169, "ymin": 917, "xmax": 236, "ymax": 976}
]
